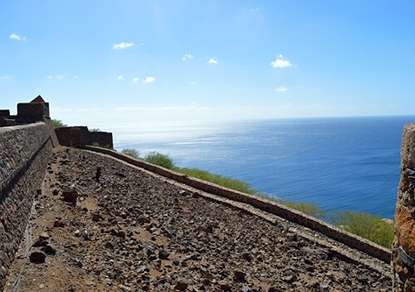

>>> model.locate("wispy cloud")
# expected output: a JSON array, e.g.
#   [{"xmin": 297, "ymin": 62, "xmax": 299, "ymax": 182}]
[
  {"xmin": 113, "ymin": 42, "xmax": 135, "ymax": 50},
  {"xmin": 47, "ymin": 75, "xmax": 65, "ymax": 80},
  {"xmin": 208, "ymin": 58, "xmax": 218, "ymax": 65},
  {"xmin": 9, "ymin": 33, "xmax": 27, "ymax": 42},
  {"xmin": 271, "ymin": 55, "xmax": 292, "ymax": 69},
  {"xmin": 143, "ymin": 76, "xmax": 156, "ymax": 84},
  {"xmin": 182, "ymin": 53, "xmax": 194, "ymax": 62},
  {"xmin": 132, "ymin": 77, "xmax": 140, "ymax": 83},
  {"xmin": 114, "ymin": 105, "xmax": 213, "ymax": 113},
  {"xmin": 0, "ymin": 75, "xmax": 13, "ymax": 80},
  {"xmin": 274, "ymin": 86, "xmax": 288, "ymax": 93},
  {"xmin": 117, "ymin": 75, "xmax": 125, "ymax": 81}
]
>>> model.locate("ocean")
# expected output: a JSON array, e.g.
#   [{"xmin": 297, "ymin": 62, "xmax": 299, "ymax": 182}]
[{"xmin": 115, "ymin": 116, "xmax": 415, "ymax": 219}]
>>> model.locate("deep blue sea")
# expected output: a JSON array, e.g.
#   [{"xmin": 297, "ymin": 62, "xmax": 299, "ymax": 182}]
[{"xmin": 115, "ymin": 116, "xmax": 415, "ymax": 219}]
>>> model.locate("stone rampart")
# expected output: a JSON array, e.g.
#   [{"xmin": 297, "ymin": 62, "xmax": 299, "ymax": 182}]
[
  {"xmin": 56, "ymin": 126, "xmax": 113, "ymax": 149},
  {"xmin": 84, "ymin": 145, "xmax": 392, "ymax": 264},
  {"xmin": 0, "ymin": 122, "xmax": 53, "ymax": 289}
]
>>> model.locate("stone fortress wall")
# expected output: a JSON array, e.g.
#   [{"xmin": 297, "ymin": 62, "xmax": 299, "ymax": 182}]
[
  {"xmin": 0, "ymin": 97, "xmax": 56, "ymax": 289},
  {"xmin": 0, "ymin": 96, "xmax": 412, "ymax": 291}
]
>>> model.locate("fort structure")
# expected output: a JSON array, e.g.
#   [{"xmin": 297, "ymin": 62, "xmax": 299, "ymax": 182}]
[{"xmin": 0, "ymin": 96, "xmax": 411, "ymax": 291}]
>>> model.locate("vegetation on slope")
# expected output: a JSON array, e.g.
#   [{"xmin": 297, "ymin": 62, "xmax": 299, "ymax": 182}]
[
  {"xmin": 121, "ymin": 148, "xmax": 394, "ymax": 248},
  {"xmin": 144, "ymin": 152, "xmax": 175, "ymax": 169},
  {"xmin": 51, "ymin": 119, "xmax": 67, "ymax": 128},
  {"xmin": 334, "ymin": 211, "xmax": 394, "ymax": 248},
  {"xmin": 121, "ymin": 148, "xmax": 140, "ymax": 159}
]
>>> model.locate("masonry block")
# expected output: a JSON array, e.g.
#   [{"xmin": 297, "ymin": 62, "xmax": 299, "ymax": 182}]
[
  {"xmin": 17, "ymin": 102, "xmax": 50, "ymax": 123},
  {"xmin": 89, "ymin": 131, "xmax": 113, "ymax": 149},
  {"xmin": 55, "ymin": 127, "xmax": 89, "ymax": 147},
  {"xmin": 0, "ymin": 110, "xmax": 10, "ymax": 118}
]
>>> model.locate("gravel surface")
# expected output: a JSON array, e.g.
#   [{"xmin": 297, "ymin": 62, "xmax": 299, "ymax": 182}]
[{"xmin": 5, "ymin": 147, "xmax": 392, "ymax": 291}]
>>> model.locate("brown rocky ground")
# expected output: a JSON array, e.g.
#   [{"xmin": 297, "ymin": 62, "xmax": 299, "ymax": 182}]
[{"xmin": 4, "ymin": 147, "xmax": 392, "ymax": 291}]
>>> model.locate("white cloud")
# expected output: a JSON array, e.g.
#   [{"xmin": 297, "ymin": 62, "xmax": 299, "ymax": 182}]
[
  {"xmin": 143, "ymin": 76, "xmax": 156, "ymax": 84},
  {"xmin": 271, "ymin": 55, "xmax": 292, "ymax": 68},
  {"xmin": 181, "ymin": 53, "xmax": 194, "ymax": 62},
  {"xmin": 114, "ymin": 105, "xmax": 213, "ymax": 113},
  {"xmin": 73, "ymin": 75, "xmax": 79, "ymax": 80},
  {"xmin": 9, "ymin": 33, "xmax": 27, "ymax": 42},
  {"xmin": 47, "ymin": 75, "xmax": 64, "ymax": 80},
  {"xmin": 117, "ymin": 75, "xmax": 125, "ymax": 81},
  {"xmin": 0, "ymin": 75, "xmax": 12, "ymax": 80},
  {"xmin": 208, "ymin": 58, "xmax": 218, "ymax": 65},
  {"xmin": 274, "ymin": 86, "xmax": 288, "ymax": 92},
  {"xmin": 113, "ymin": 42, "xmax": 135, "ymax": 50},
  {"xmin": 132, "ymin": 77, "xmax": 140, "ymax": 83}
]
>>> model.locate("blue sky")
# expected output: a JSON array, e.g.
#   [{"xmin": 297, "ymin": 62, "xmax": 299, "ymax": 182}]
[{"xmin": 1, "ymin": 0, "xmax": 414, "ymax": 130}]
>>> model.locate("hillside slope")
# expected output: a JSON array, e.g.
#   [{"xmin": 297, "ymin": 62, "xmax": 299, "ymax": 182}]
[{"xmin": 5, "ymin": 147, "xmax": 391, "ymax": 291}]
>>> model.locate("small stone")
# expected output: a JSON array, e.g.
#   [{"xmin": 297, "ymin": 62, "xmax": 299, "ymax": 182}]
[
  {"xmin": 158, "ymin": 249, "xmax": 170, "ymax": 260},
  {"xmin": 92, "ymin": 212, "xmax": 102, "ymax": 222},
  {"xmin": 219, "ymin": 283, "xmax": 232, "ymax": 291},
  {"xmin": 148, "ymin": 254, "xmax": 158, "ymax": 261},
  {"xmin": 29, "ymin": 251, "xmax": 46, "ymax": 264},
  {"xmin": 174, "ymin": 280, "xmax": 188, "ymax": 291},
  {"xmin": 282, "ymin": 274, "xmax": 296, "ymax": 283},
  {"xmin": 179, "ymin": 190, "xmax": 192, "ymax": 197},
  {"xmin": 33, "ymin": 235, "xmax": 48, "ymax": 247},
  {"xmin": 53, "ymin": 219, "xmax": 65, "ymax": 228},
  {"xmin": 74, "ymin": 230, "xmax": 81, "ymax": 237},
  {"xmin": 39, "ymin": 232, "xmax": 50, "ymax": 240},
  {"xmin": 241, "ymin": 252, "xmax": 252, "ymax": 261},
  {"xmin": 233, "ymin": 270, "xmax": 246, "ymax": 283},
  {"xmin": 41, "ymin": 244, "xmax": 57, "ymax": 256},
  {"xmin": 62, "ymin": 189, "xmax": 78, "ymax": 205}
]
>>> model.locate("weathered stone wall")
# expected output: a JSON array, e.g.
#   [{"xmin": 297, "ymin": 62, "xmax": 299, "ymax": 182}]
[
  {"xmin": 0, "ymin": 122, "xmax": 53, "ymax": 290},
  {"xmin": 88, "ymin": 131, "xmax": 113, "ymax": 149},
  {"xmin": 56, "ymin": 126, "xmax": 113, "ymax": 149},
  {"xmin": 393, "ymin": 124, "xmax": 415, "ymax": 291}
]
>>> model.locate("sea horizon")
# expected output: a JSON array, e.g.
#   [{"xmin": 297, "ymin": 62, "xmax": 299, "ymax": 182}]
[{"xmin": 114, "ymin": 115, "xmax": 415, "ymax": 219}]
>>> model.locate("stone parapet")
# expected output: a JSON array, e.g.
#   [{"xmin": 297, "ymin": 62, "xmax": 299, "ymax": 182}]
[{"xmin": 56, "ymin": 126, "xmax": 113, "ymax": 149}]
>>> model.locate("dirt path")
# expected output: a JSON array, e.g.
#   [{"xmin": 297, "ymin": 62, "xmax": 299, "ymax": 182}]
[{"xmin": 4, "ymin": 147, "xmax": 392, "ymax": 291}]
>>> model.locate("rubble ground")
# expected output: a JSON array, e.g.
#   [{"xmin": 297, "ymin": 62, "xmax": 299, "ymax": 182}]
[{"xmin": 5, "ymin": 147, "xmax": 392, "ymax": 291}]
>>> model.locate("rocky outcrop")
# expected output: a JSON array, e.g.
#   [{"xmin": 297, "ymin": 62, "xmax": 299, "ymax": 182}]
[{"xmin": 393, "ymin": 124, "xmax": 415, "ymax": 291}]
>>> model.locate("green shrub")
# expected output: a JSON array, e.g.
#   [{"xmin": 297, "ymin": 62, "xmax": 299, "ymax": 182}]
[
  {"xmin": 334, "ymin": 211, "xmax": 394, "ymax": 248},
  {"xmin": 283, "ymin": 201, "xmax": 326, "ymax": 218},
  {"xmin": 121, "ymin": 148, "xmax": 140, "ymax": 159},
  {"xmin": 144, "ymin": 152, "xmax": 175, "ymax": 169},
  {"xmin": 52, "ymin": 119, "xmax": 66, "ymax": 128},
  {"xmin": 177, "ymin": 167, "xmax": 256, "ymax": 194}
]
